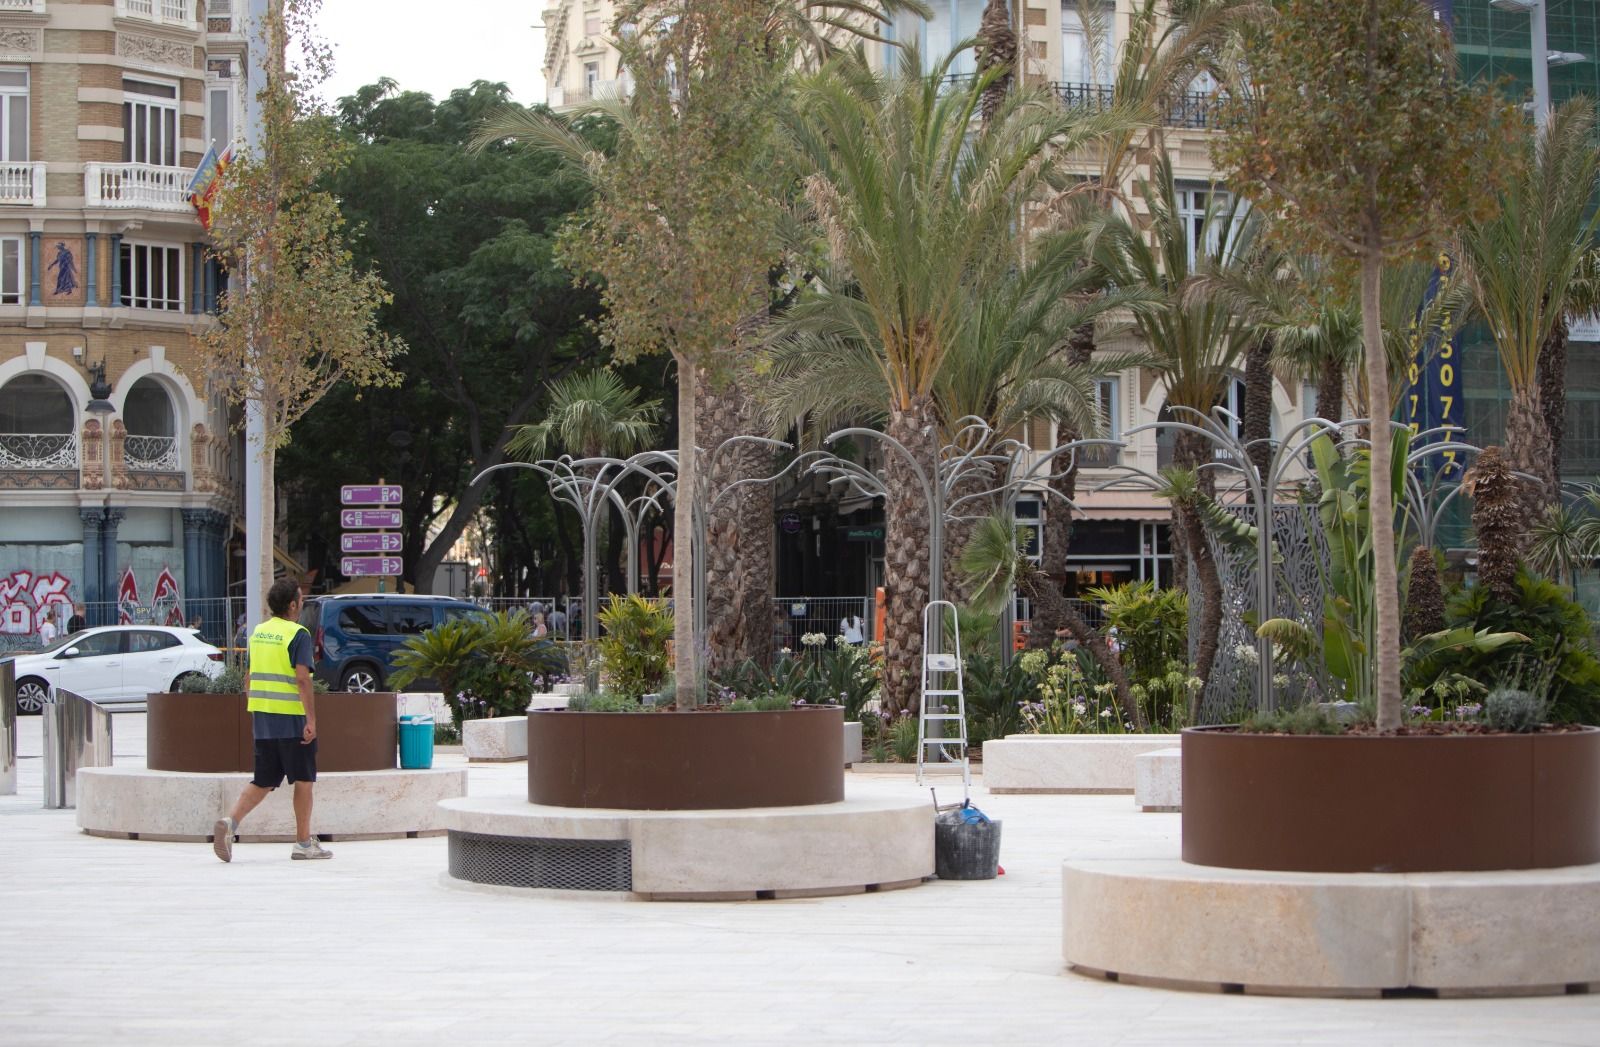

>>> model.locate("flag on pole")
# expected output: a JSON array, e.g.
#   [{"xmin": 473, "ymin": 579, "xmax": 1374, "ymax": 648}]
[{"xmin": 187, "ymin": 144, "xmax": 233, "ymax": 231}]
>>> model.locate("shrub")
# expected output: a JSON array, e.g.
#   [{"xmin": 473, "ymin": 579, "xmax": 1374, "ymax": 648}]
[
  {"xmin": 567, "ymin": 691, "xmax": 643, "ymax": 712},
  {"xmin": 1237, "ymin": 704, "xmax": 1343, "ymax": 735},
  {"xmin": 889, "ymin": 713, "xmax": 919, "ymax": 762},
  {"xmin": 1484, "ymin": 686, "xmax": 1548, "ymax": 733},
  {"xmin": 179, "ymin": 663, "xmax": 246, "ymax": 694},
  {"xmin": 390, "ymin": 610, "xmax": 565, "ymax": 725},
  {"xmin": 597, "ymin": 594, "xmax": 673, "ymax": 699}
]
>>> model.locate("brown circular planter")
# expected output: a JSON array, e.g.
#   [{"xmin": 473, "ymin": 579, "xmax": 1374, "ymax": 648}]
[
  {"xmin": 527, "ymin": 707, "xmax": 844, "ymax": 810},
  {"xmin": 1181, "ymin": 725, "xmax": 1600, "ymax": 873},
  {"xmin": 146, "ymin": 692, "xmax": 399, "ymax": 773}
]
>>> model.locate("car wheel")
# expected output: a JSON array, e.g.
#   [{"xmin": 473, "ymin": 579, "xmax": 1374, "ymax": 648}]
[
  {"xmin": 340, "ymin": 665, "xmax": 380, "ymax": 693},
  {"xmin": 16, "ymin": 677, "xmax": 51, "ymax": 714}
]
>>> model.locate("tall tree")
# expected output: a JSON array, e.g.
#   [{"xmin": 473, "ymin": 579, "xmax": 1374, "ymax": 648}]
[
  {"xmin": 1215, "ymin": 0, "xmax": 1513, "ymax": 730},
  {"xmin": 203, "ymin": 0, "xmax": 403, "ymax": 602},
  {"xmin": 1460, "ymin": 98, "xmax": 1600, "ymax": 510}
]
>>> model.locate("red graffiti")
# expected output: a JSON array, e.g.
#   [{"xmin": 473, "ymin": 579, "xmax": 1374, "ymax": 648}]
[{"xmin": 0, "ymin": 570, "xmax": 74, "ymax": 635}]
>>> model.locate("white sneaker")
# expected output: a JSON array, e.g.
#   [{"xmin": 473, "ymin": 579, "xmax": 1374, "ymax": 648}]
[
  {"xmin": 291, "ymin": 839, "xmax": 332, "ymax": 861},
  {"xmin": 212, "ymin": 818, "xmax": 235, "ymax": 863}
]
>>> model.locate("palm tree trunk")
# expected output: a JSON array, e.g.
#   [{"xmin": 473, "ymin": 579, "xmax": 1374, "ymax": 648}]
[
  {"xmin": 975, "ymin": 0, "xmax": 1016, "ymax": 128},
  {"xmin": 1032, "ymin": 320, "xmax": 1096, "ymax": 648},
  {"xmin": 1538, "ymin": 316, "xmax": 1568, "ymax": 497},
  {"xmin": 1171, "ymin": 499, "xmax": 1222, "ymax": 720},
  {"xmin": 1242, "ymin": 335, "xmax": 1275, "ymax": 481},
  {"xmin": 1017, "ymin": 564, "xmax": 1145, "ymax": 730},
  {"xmin": 882, "ymin": 394, "xmax": 939, "ymax": 716},
  {"xmin": 672, "ymin": 356, "xmax": 699, "ymax": 707},
  {"xmin": 941, "ymin": 470, "xmax": 989, "ymax": 608},
  {"xmin": 1360, "ymin": 250, "xmax": 1403, "ymax": 732},
  {"xmin": 1316, "ymin": 352, "xmax": 1345, "ymax": 424},
  {"xmin": 698, "ymin": 369, "xmax": 775, "ymax": 675},
  {"xmin": 1505, "ymin": 383, "xmax": 1554, "ymax": 512}
]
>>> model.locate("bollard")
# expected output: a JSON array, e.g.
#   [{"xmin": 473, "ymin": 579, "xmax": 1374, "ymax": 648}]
[
  {"xmin": 0, "ymin": 661, "xmax": 15, "ymax": 796},
  {"xmin": 42, "ymin": 688, "xmax": 112, "ymax": 809}
]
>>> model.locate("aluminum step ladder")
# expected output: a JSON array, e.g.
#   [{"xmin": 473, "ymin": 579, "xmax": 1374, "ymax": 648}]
[{"xmin": 917, "ymin": 599, "xmax": 970, "ymax": 794}]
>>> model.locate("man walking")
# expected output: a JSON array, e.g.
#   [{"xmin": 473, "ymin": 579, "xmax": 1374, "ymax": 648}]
[{"xmin": 212, "ymin": 579, "xmax": 331, "ymax": 862}]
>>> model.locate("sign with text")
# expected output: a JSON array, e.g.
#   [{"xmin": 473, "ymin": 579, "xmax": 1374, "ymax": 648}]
[
  {"xmin": 341, "ymin": 556, "xmax": 403, "ymax": 577},
  {"xmin": 341, "ymin": 484, "xmax": 403, "ymax": 506},
  {"xmin": 340, "ymin": 509, "xmax": 402, "ymax": 530},
  {"xmin": 340, "ymin": 532, "xmax": 402, "ymax": 554},
  {"xmin": 1399, "ymin": 253, "xmax": 1464, "ymax": 480}
]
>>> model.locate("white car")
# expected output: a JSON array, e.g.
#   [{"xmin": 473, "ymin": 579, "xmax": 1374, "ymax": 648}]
[{"xmin": 5, "ymin": 626, "xmax": 225, "ymax": 714}]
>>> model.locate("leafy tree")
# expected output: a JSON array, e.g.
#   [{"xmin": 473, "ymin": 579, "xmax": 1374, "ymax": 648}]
[
  {"xmin": 202, "ymin": 0, "xmax": 403, "ymax": 604},
  {"xmin": 1214, "ymin": 0, "xmax": 1514, "ymax": 730}
]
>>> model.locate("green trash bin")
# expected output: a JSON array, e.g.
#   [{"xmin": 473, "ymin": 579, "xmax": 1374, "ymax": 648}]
[{"xmin": 398, "ymin": 715, "xmax": 435, "ymax": 770}]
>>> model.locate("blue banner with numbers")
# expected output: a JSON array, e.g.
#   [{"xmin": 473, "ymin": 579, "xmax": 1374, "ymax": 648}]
[{"xmin": 1398, "ymin": 253, "xmax": 1465, "ymax": 479}]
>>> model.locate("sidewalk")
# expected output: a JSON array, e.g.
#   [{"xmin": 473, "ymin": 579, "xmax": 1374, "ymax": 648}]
[{"xmin": 1, "ymin": 715, "xmax": 1595, "ymax": 1045}]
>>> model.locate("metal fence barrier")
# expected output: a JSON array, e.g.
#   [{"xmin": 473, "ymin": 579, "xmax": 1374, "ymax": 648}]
[
  {"xmin": 0, "ymin": 661, "xmax": 15, "ymax": 796},
  {"xmin": 42, "ymin": 687, "xmax": 112, "ymax": 809}
]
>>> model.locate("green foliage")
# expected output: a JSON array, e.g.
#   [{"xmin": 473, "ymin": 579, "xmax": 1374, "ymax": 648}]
[
  {"xmin": 1484, "ymin": 687, "xmax": 1549, "ymax": 734},
  {"xmin": 889, "ymin": 714, "xmax": 919, "ymax": 762},
  {"xmin": 714, "ymin": 641, "xmax": 879, "ymax": 720},
  {"xmin": 1084, "ymin": 581, "xmax": 1187, "ymax": 682},
  {"xmin": 727, "ymin": 698, "xmax": 756, "ymax": 712},
  {"xmin": 596, "ymin": 594, "xmax": 673, "ymax": 699},
  {"xmin": 961, "ymin": 652, "xmax": 1028, "ymax": 747},
  {"xmin": 390, "ymin": 611, "xmax": 564, "ymax": 723},
  {"xmin": 178, "ymin": 664, "xmax": 247, "ymax": 694},
  {"xmin": 566, "ymin": 691, "xmax": 644, "ymax": 713},
  {"xmin": 388, "ymin": 617, "xmax": 479, "ymax": 696},
  {"xmin": 1237, "ymin": 704, "xmax": 1344, "ymax": 736},
  {"xmin": 753, "ymin": 694, "xmax": 794, "ymax": 712},
  {"xmin": 1445, "ymin": 573, "xmax": 1600, "ymax": 725},
  {"xmin": 507, "ymin": 369, "xmax": 662, "ymax": 461}
]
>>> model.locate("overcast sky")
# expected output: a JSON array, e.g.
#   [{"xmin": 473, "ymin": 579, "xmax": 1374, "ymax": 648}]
[{"xmin": 313, "ymin": 1, "xmax": 548, "ymax": 108}]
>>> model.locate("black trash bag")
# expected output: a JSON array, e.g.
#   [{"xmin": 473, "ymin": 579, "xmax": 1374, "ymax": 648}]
[{"xmin": 934, "ymin": 804, "xmax": 1002, "ymax": 880}]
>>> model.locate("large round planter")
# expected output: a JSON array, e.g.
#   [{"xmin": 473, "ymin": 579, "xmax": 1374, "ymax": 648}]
[
  {"xmin": 1181, "ymin": 724, "xmax": 1600, "ymax": 872},
  {"xmin": 527, "ymin": 707, "xmax": 844, "ymax": 810},
  {"xmin": 146, "ymin": 692, "xmax": 398, "ymax": 773}
]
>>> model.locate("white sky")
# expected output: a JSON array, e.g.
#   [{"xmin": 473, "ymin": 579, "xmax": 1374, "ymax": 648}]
[{"xmin": 313, "ymin": 1, "xmax": 548, "ymax": 109}]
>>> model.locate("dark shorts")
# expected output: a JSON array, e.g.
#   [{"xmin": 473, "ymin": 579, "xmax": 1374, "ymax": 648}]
[{"xmin": 252, "ymin": 736, "xmax": 318, "ymax": 788}]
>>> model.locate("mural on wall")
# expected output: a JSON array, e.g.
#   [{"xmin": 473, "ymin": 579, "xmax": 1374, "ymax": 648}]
[
  {"xmin": 116, "ymin": 565, "xmax": 141, "ymax": 625},
  {"xmin": 0, "ymin": 569, "xmax": 73, "ymax": 639},
  {"xmin": 114, "ymin": 564, "xmax": 186, "ymax": 626},
  {"xmin": 151, "ymin": 566, "xmax": 184, "ymax": 626},
  {"xmin": 45, "ymin": 238, "xmax": 86, "ymax": 307}
]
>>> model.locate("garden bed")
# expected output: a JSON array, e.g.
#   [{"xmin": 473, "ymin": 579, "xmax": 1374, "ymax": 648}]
[
  {"xmin": 1182, "ymin": 724, "xmax": 1600, "ymax": 872},
  {"xmin": 145, "ymin": 691, "xmax": 398, "ymax": 773}
]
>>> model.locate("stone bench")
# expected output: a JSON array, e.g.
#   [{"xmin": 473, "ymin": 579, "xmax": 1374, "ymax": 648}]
[
  {"xmin": 982, "ymin": 735, "xmax": 1183, "ymax": 793},
  {"xmin": 462, "ymin": 716, "xmax": 527, "ymax": 762},
  {"xmin": 1133, "ymin": 747, "xmax": 1181, "ymax": 811}
]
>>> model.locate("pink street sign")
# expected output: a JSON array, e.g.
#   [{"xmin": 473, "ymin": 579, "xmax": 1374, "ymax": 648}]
[
  {"xmin": 341, "ymin": 556, "xmax": 402, "ymax": 577},
  {"xmin": 340, "ymin": 509, "xmax": 401, "ymax": 529},
  {"xmin": 340, "ymin": 532, "xmax": 402, "ymax": 554}
]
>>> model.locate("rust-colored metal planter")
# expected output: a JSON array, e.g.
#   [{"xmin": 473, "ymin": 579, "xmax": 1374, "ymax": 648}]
[
  {"xmin": 146, "ymin": 692, "xmax": 398, "ymax": 773},
  {"xmin": 1181, "ymin": 725, "xmax": 1600, "ymax": 872},
  {"xmin": 527, "ymin": 707, "xmax": 845, "ymax": 810}
]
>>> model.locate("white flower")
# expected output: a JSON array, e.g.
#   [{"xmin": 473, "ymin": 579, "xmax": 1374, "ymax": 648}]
[
  {"xmin": 1099, "ymin": 708, "xmax": 1113, "ymax": 719},
  {"xmin": 1072, "ymin": 702, "xmax": 1087, "ymax": 716},
  {"xmin": 801, "ymin": 632, "xmax": 827, "ymax": 648}
]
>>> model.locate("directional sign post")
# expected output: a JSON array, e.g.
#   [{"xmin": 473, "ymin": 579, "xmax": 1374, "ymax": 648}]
[{"xmin": 340, "ymin": 484, "xmax": 405, "ymax": 590}]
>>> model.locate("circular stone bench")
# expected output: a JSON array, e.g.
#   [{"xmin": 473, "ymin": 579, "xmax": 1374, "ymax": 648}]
[
  {"xmin": 76, "ymin": 766, "xmax": 466, "ymax": 842},
  {"xmin": 439, "ymin": 790, "xmax": 932, "ymax": 900},
  {"xmin": 1133, "ymin": 747, "xmax": 1181, "ymax": 811},
  {"xmin": 1063, "ymin": 857, "xmax": 1600, "ymax": 996},
  {"xmin": 982, "ymin": 735, "xmax": 1182, "ymax": 793}
]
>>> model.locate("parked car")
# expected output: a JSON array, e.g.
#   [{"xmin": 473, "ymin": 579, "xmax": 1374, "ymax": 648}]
[
  {"xmin": 4, "ymin": 626, "xmax": 225, "ymax": 714},
  {"xmin": 297, "ymin": 594, "xmax": 486, "ymax": 692}
]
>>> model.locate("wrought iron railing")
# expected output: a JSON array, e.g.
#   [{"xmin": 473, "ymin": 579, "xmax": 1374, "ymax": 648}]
[
  {"xmin": 84, "ymin": 162, "xmax": 193, "ymax": 211},
  {"xmin": 124, "ymin": 434, "xmax": 180, "ymax": 472},
  {"xmin": 0, "ymin": 432, "xmax": 79, "ymax": 471},
  {"xmin": 1048, "ymin": 81, "xmax": 1221, "ymax": 130}
]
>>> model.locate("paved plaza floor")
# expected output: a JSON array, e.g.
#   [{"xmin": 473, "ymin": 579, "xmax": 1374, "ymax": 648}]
[{"xmin": 2, "ymin": 714, "xmax": 1597, "ymax": 1046}]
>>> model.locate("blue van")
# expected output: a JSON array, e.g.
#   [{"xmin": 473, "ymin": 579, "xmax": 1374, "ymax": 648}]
[{"xmin": 297, "ymin": 594, "xmax": 484, "ymax": 692}]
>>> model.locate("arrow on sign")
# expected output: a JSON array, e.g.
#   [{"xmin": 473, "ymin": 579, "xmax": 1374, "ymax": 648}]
[
  {"xmin": 341, "ymin": 532, "xmax": 403, "ymax": 554},
  {"xmin": 341, "ymin": 485, "xmax": 404, "ymax": 506},
  {"xmin": 341, "ymin": 556, "xmax": 403, "ymax": 577},
  {"xmin": 340, "ymin": 509, "xmax": 402, "ymax": 529}
]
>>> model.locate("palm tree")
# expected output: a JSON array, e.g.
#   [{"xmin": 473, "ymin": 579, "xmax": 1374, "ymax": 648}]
[
  {"xmin": 507, "ymin": 369, "xmax": 661, "ymax": 463},
  {"xmin": 773, "ymin": 49, "xmax": 1128, "ymax": 714},
  {"xmin": 1538, "ymin": 247, "xmax": 1600, "ymax": 492},
  {"xmin": 1460, "ymin": 97, "xmax": 1600, "ymax": 510}
]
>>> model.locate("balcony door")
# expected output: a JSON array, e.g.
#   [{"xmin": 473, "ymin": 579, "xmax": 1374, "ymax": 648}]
[
  {"xmin": 1061, "ymin": 1, "xmax": 1114, "ymax": 86},
  {"xmin": 0, "ymin": 69, "xmax": 26, "ymax": 162},
  {"xmin": 123, "ymin": 77, "xmax": 179, "ymax": 167}
]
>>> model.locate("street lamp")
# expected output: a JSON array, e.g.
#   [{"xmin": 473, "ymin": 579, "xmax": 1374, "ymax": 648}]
[{"xmin": 1487, "ymin": 0, "xmax": 1583, "ymax": 127}]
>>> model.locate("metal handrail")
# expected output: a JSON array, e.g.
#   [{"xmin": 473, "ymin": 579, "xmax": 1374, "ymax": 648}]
[{"xmin": 0, "ymin": 661, "xmax": 15, "ymax": 797}]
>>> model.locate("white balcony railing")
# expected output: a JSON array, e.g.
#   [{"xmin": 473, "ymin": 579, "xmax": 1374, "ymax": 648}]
[
  {"xmin": 551, "ymin": 78, "xmax": 632, "ymax": 110},
  {"xmin": 0, "ymin": 162, "xmax": 44, "ymax": 207},
  {"xmin": 85, "ymin": 162, "xmax": 193, "ymax": 212},
  {"xmin": 124, "ymin": 435, "xmax": 180, "ymax": 472},
  {"xmin": 0, "ymin": 1, "xmax": 48, "ymax": 13},
  {"xmin": 0, "ymin": 432, "xmax": 78, "ymax": 471},
  {"xmin": 116, "ymin": 0, "xmax": 196, "ymax": 29}
]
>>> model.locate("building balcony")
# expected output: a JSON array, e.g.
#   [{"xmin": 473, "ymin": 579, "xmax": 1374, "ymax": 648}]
[
  {"xmin": 0, "ymin": 161, "xmax": 44, "ymax": 206},
  {"xmin": 124, "ymin": 434, "xmax": 180, "ymax": 473},
  {"xmin": 0, "ymin": 432, "xmax": 80, "ymax": 490},
  {"xmin": 1047, "ymin": 80, "xmax": 1222, "ymax": 130},
  {"xmin": 549, "ymin": 78, "xmax": 631, "ymax": 110},
  {"xmin": 84, "ymin": 162, "xmax": 195, "ymax": 213},
  {"xmin": 0, "ymin": 1, "xmax": 48, "ymax": 14},
  {"xmin": 116, "ymin": 0, "xmax": 199, "ymax": 30}
]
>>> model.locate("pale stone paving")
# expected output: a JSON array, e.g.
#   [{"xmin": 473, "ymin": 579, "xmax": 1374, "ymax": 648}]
[{"xmin": 1, "ymin": 715, "xmax": 1596, "ymax": 1045}]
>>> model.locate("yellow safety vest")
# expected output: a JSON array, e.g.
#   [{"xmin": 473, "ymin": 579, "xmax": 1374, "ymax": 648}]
[{"xmin": 247, "ymin": 617, "xmax": 308, "ymax": 716}]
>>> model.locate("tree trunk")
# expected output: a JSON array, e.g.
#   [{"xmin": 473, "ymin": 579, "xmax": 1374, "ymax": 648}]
[
  {"xmin": 881, "ymin": 395, "xmax": 939, "ymax": 716},
  {"xmin": 974, "ymin": 0, "xmax": 1016, "ymax": 128},
  {"xmin": 941, "ymin": 469, "xmax": 990, "ymax": 608},
  {"xmin": 1538, "ymin": 316, "xmax": 1568, "ymax": 498},
  {"xmin": 1315, "ymin": 352, "xmax": 1345, "ymax": 425},
  {"xmin": 1504, "ymin": 383, "xmax": 1553, "ymax": 515},
  {"xmin": 1171, "ymin": 498, "xmax": 1222, "ymax": 719},
  {"xmin": 1361, "ymin": 251, "xmax": 1403, "ymax": 732},
  {"xmin": 697, "ymin": 368, "xmax": 776, "ymax": 676},
  {"xmin": 1018, "ymin": 564, "xmax": 1144, "ymax": 730},
  {"xmin": 1242, "ymin": 335, "xmax": 1275, "ymax": 482},
  {"xmin": 1031, "ymin": 320, "xmax": 1096, "ymax": 647},
  {"xmin": 672, "ymin": 357, "xmax": 699, "ymax": 707},
  {"xmin": 1403, "ymin": 544, "xmax": 1445, "ymax": 642},
  {"xmin": 259, "ymin": 444, "xmax": 276, "ymax": 605},
  {"xmin": 1168, "ymin": 424, "xmax": 1214, "ymax": 653}
]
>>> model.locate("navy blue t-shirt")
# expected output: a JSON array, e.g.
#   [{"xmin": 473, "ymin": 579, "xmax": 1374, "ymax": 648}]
[{"xmin": 251, "ymin": 629, "xmax": 315, "ymax": 740}]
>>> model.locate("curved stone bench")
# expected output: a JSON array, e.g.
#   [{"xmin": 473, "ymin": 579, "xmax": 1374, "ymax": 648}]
[
  {"xmin": 77, "ymin": 765, "xmax": 467, "ymax": 842},
  {"xmin": 439, "ymin": 789, "xmax": 932, "ymax": 900},
  {"xmin": 1133, "ymin": 747, "xmax": 1181, "ymax": 811},
  {"xmin": 982, "ymin": 735, "xmax": 1182, "ymax": 793},
  {"xmin": 146, "ymin": 691, "xmax": 398, "ymax": 773},
  {"xmin": 1063, "ymin": 857, "xmax": 1600, "ymax": 996}
]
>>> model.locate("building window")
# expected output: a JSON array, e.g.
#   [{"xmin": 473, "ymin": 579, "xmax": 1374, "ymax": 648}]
[
  {"xmin": 1061, "ymin": 1, "xmax": 1114, "ymax": 84},
  {"xmin": 584, "ymin": 61, "xmax": 600, "ymax": 95},
  {"xmin": 206, "ymin": 79, "xmax": 236, "ymax": 154},
  {"xmin": 1174, "ymin": 182, "xmax": 1246, "ymax": 273},
  {"xmin": 898, "ymin": 0, "xmax": 985, "ymax": 77},
  {"xmin": 119, "ymin": 243, "xmax": 184, "ymax": 311},
  {"xmin": 0, "ymin": 236, "xmax": 21, "ymax": 305},
  {"xmin": 585, "ymin": 15, "xmax": 602, "ymax": 35},
  {"xmin": 0, "ymin": 69, "xmax": 26, "ymax": 163},
  {"xmin": 1081, "ymin": 377, "xmax": 1121, "ymax": 466},
  {"xmin": 123, "ymin": 77, "xmax": 179, "ymax": 167}
]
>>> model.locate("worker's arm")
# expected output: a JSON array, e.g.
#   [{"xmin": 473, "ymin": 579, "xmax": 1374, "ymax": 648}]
[{"xmin": 297, "ymin": 665, "xmax": 316, "ymax": 743}]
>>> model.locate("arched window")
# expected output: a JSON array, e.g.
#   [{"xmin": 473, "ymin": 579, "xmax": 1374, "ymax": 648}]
[
  {"xmin": 0, "ymin": 373, "xmax": 77, "ymax": 471},
  {"xmin": 123, "ymin": 376, "xmax": 179, "ymax": 471}
]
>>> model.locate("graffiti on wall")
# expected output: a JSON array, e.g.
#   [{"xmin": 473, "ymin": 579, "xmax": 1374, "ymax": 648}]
[
  {"xmin": 0, "ymin": 569, "xmax": 73, "ymax": 636},
  {"xmin": 115, "ymin": 565, "xmax": 185, "ymax": 626},
  {"xmin": 152, "ymin": 566, "xmax": 184, "ymax": 626}
]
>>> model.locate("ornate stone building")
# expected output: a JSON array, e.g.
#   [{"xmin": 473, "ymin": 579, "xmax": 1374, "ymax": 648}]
[{"xmin": 0, "ymin": 0, "xmax": 250, "ymax": 646}]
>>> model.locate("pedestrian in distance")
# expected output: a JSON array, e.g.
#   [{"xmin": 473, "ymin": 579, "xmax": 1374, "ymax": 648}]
[
  {"xmin": 37, "ymin": 610, "xmax": 57, "ymax": 647},
  {"xmin": 840, "ymin": 614, "xmax": 865, "ymax": 645},
  {"xmin": 531, "ymin": 611, "xmax": 548, "ymax": 639},
  {"xmin": 212, "ymin": 579, "xmax": 332, "ymax": 862},
  {"xmin": 549, "ymin": 603, "xmax": 567, "ymax": 640},
  {"xmin": 66, "ymin": 603, "xmax": 87, "ymax": 635}
]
